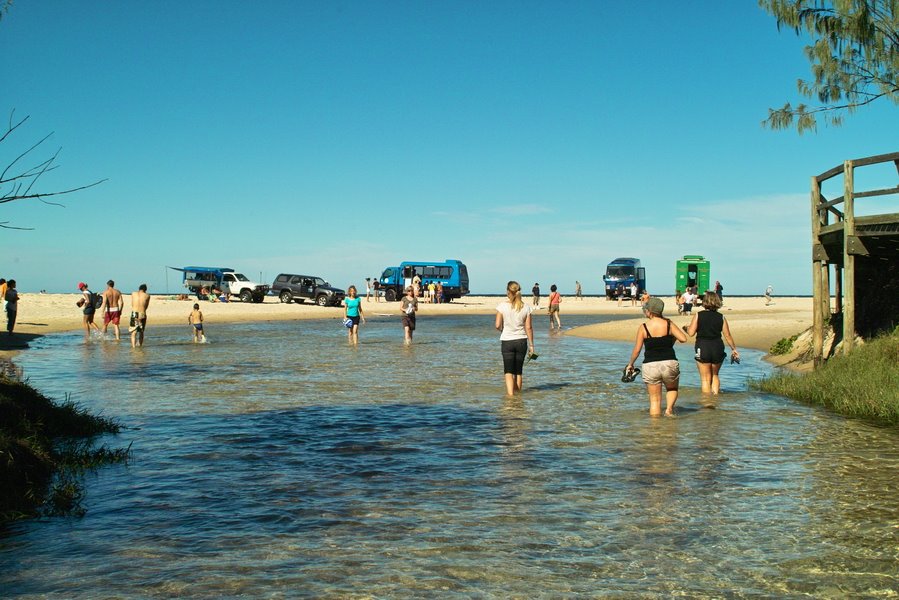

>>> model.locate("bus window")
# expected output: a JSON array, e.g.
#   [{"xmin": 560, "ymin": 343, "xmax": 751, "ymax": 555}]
[{"xmin": 381, "ymin": 268, "xmax": 395, "ymax": 279}]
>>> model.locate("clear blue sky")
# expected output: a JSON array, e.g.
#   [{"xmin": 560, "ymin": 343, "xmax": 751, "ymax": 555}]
[{"xmin": 2, "ymin": 1, "xmax": 897, "ymax": 296}]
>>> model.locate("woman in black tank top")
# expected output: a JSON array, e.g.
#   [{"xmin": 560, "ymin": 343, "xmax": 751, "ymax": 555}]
[
  {"xmin": 625, "ymin": 297, "xmax": 688, "ymax": 416},
  {"xmin": 684, "ymin": 292, "xmax": 740, "ymax": 394}
]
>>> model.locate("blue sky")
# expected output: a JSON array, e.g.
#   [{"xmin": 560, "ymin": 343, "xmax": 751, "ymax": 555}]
[{"xmin": 2, "ymin": 1, "xmax": 897, "ymax": 296}]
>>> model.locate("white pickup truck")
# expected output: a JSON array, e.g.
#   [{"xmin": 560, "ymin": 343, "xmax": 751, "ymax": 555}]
[{"xmin": 172, "ymin": 266, "xmax": 269, "ymax": 303}]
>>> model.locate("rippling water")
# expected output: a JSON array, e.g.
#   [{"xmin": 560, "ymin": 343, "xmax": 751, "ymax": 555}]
[{"xmin": 2, "ymin": 314, "xmax": 898, "ymax": 598}]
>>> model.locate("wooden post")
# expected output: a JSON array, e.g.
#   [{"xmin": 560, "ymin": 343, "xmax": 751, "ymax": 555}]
[
  {"xmin": 811, "ymin": 176, "xmax": 825, "ymax": 366},
  {"xmin": 842, "ymin": 160, "xmax": 856, "ymax": 353}
]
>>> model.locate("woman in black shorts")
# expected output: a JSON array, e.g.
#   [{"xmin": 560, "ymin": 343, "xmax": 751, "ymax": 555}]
[
  {"xmin": 684, "ymin": 291, "xmax": 740, "ymax": 394},
  {"xmin": 495, "ymin": 281, "xmax": 535, "ymax": 396}
]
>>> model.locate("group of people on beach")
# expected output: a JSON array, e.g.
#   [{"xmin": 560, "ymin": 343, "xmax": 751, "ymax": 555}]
[
  {"xmin": 496, "ymin": 281, "xmax": 740, "ymax": 416},
  {"xmin": 623, "ymin": 291, "xmax": 739, "ymax": 416},
  {"xmin": 73, "ymin": 280, "xmax": 151, "ymax": 348},
  {"xmin": 342, "ymin": 283, "xmax": 420, "ymax": 345}
]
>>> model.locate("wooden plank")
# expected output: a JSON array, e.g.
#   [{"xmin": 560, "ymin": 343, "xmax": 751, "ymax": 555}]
[
  {"xmin": 850, "ymin": 151, "xmax": 899, "ymax": 168},
  {"xmin": 853, "ymin": 185, "xmax": 899, "ymax": 199},
  {"xmin": 855, "ymin": 212, "xmax": 899, "ymax": 226},
  {"xmin": 820, "ymin": 223, "xmax": 844, "ymax": 236},
  {"xmin": 818, "ymin": 195, "xmax": 845, "ymax": 209},
  {"xmin": 817, "ymin": 164, "xmax": 845, "ymax": 182}
]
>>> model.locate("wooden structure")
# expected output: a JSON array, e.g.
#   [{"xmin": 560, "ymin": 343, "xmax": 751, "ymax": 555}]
[{"xmin": 811, "ymin": 151, "xmax": 899, "ymax": 366}]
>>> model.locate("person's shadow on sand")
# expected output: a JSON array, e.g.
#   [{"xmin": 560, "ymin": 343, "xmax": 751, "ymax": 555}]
[{"xmin": 0, "ymin": 331, "xmax": 43, "ymax": 351}]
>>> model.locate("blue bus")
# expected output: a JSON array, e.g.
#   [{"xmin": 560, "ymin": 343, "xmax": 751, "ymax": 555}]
[
  {"xmin": 378, "ymin": 259, "xmax": 469, "ymax": 302},
  {"xmin": 602, "ymin": 257, "xmax": 646, "ymax": 300}
]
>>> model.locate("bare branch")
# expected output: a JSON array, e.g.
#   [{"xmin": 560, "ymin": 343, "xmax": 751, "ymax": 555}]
[
  {"xmin": 0, "ymin": 179, "xmax": 108, "ymax": 205},
  {"xmin": 0, "ymin": 221, "xmax": 36, "ymax": 231},
  {"xmin": 1, "ymin": 109, "xmax": 107, "ymax": 228}
]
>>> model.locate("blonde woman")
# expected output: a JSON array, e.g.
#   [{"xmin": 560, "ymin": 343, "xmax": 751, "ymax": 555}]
[
  {"xmin": 684, "ymin": 291, "xmax": 739, "ymax": 394},
  {"xmin": 625, "ymin": 297, "xmax": 688, "ymax": 416},
  {"xmin": 495, "ymin": 281, "xmax": 536, "ymax": 396}
]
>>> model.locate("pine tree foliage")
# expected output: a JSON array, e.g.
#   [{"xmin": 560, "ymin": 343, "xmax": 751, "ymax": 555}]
[{"xmin": 760, "ymin": 0, "xmax": 899, "ymax": 133}]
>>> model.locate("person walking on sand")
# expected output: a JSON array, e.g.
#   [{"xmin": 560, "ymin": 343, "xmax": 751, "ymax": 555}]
[
  {"xmin": 714, "ymin": 280, "xmax": 724, "ymax": 303},
  {"xmin": 372, "ymin": 277, "xmax": 381, "ymax": 302},
  {"xmin": 575, "ymin": 280, "xmax": 582, "ymax": 300},
  {"xmin": 625, "ymin": 297, "xmax": 688, "ymax": 417},
  {"xmin": 0, "ymin": 279, "xmax": 7, "ymax": 313},
  {"xmin": 99, "ymin": 280, "xmax": 124, "ymax": 341},
  {"xmin": 629, "ymin": 282, "xmax": 638, "ymax": 306},
  {"xmin": 401, "ymin": 285, "xmax": 418, "ymax": 344},
  {"xmin": 4, "ymin": 279, "xmax": 19, "ymax": 335},
  {"xmin": 129, "ymin": 284, "xmax": 151, "ymax": 348},
  {"xmin": 532, "ymin": 283, "xmax": 540, "ymax": 307},
  {"xmin": 343, "ymin": 285, "xmax": 366, "ymax": 345},
  {"xmin": 76, "ymin": 282, "xmax": 101, "ymax": 339},
  {"xmin": 684, "ymin": 291, "xmax": 739, "ymax": 395},
  {"xmin": 495, "ymin": 281, "xmax": 535, "ymax": 397},
  {"xmin": 548, "ymin": 284, "xmax": 562, "ymax": 330},
  {"xmin": 764, "ymin": 284, "xmax": 773, "ymax": 306},
  {"xmin": 188, "ymin": 303, "xmax": 205, "ymax": 343}
]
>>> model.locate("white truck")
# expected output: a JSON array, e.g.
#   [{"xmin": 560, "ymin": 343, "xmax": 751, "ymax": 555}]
[{"xmin": 170, "ymin": 266, "xmax": 269, "ymax": 303}]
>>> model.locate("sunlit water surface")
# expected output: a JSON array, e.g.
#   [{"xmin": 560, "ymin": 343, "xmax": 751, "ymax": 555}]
[{"xmin": 2, "ymin": 314, "xmax": 898, "ymax": 598}]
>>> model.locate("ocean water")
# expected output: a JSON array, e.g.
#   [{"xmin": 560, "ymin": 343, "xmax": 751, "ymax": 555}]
[{"xmin": 1, "ymin": 314, "xmax": 898, "ymax": 598}]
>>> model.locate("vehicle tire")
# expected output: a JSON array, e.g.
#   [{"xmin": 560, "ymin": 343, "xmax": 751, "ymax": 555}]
[
  {"xmin": 239, "ymin": 289, "xmax": 253, "ymax": 303},
  {"xmin": 384, "ymin": 289, "xmax": 397, "ymax": 302},
  {"xmin": 316, "ymin": 294, "xmax": 328, "ymax": 307},
  {"xmin": 279, "ymin": 291, "xmax": 292, "ymax": 303}
]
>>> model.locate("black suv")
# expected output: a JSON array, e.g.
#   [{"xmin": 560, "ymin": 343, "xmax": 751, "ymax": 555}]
[{"xmin": 270, "ymin": 274, "xmax": 345, "ymax": 306}]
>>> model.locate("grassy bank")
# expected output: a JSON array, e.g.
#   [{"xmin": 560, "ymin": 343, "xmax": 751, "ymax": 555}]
[
  {"xmin": 0, "ymin": 375, "xmax": 129, "ymax": 521},
  {"xmin": 754, "ymin": 329, "xmax": 899, "ymax": 424}
]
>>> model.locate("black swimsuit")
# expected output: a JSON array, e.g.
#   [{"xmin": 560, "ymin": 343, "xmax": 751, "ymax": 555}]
[{"xmin": 643, "ymin": 320, "xmax": 676, "ymax": 363}]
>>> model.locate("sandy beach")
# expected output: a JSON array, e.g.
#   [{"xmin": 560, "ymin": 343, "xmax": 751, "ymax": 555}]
[{"xmin": 1, "ymin": 292, "xmax": 813, "ymax": 361}]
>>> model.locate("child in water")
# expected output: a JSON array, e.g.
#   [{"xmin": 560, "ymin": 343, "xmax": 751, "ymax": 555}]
[{"xmin": 188, "ymin": 303, "xmax": 205, "ymax": 342}]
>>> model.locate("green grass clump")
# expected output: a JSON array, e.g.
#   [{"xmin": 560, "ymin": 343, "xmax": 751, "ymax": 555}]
[
  {"xmin": 0, "ymin": 376, "xmax": 129, "ymax": 521},
  {"xmin": 755, "ymin": 330, "xmax": 899, "ymax": 424},
  {"xmin": 769, "ymin": 333, "xmax": 800, "ymax": 355}
]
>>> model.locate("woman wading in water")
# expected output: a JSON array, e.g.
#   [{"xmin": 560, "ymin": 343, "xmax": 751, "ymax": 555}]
[
  {"xmin": 495, "ymin": 281, "xmax": 535, "ymax": 396},
  {"xmin": 684, "ymin": 291, "xmax": 739, "ymax": 394},
  {"xmin": 625, "ymin": 297, "xmax": 688, "ymax": 416}
]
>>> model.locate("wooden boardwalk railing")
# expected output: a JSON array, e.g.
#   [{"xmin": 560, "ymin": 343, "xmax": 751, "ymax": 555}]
[{"xmin": 811, "ymin": 151, "xmax": 899, "ymax": 366}]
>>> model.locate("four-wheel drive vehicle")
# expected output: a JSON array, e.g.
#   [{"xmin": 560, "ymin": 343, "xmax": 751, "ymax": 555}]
[
  {"xmin": 270, "ymin": 274, "xmax": 345, "ymax": 306},
  {"xmin": 170, "ymin": 266, "xmax": 269, "ymax": 303}
]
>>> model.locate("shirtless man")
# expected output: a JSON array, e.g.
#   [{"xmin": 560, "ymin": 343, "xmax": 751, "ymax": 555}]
[
  {"xmin": 129, "ymin": 283, "xmax": 151, "ymax": 348},
  {"xmin": 100, "ymin": 280, "xmax": 125, "ymax": 341}
]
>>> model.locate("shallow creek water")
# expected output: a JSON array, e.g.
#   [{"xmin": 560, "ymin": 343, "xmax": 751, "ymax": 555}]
[{"xmin": 2, "ymin": 314, "xmax": 898, "ymax": 598}]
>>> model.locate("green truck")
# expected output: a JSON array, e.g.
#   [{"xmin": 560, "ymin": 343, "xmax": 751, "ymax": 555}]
[{"xmin": 675, "ymin": 255, "xmax": 710, "ymax": 294}]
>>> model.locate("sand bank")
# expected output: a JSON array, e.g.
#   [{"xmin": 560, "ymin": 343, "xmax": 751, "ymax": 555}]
[{"xmin": 0, "ymin": 293, "xmax": 812, "ymax": 360}]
